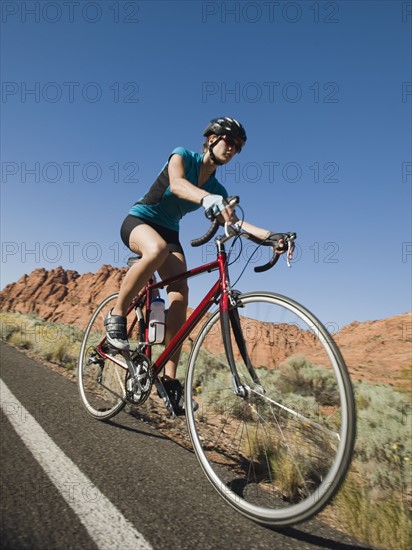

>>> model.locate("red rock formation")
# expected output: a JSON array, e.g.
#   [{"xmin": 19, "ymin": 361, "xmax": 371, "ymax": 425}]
[{"xmin": 0, "ymin": 265, "xmax": 127, "ymax": 328}]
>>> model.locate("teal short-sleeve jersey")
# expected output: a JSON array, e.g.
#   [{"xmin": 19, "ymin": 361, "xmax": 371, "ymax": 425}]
[{"xmin": 129, "ymin": 147, "xmax": 228, "ymax": 231}]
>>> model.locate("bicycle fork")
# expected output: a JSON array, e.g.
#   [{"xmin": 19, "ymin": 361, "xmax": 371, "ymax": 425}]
[{"xmin": 221, "ymin": 292, "xmax": 264, "ymax": 398}]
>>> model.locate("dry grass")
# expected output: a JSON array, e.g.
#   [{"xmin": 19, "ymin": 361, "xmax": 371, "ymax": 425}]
[
  {"xmin": 334, "ymin": 473, "xmax": 411, "ymax": 550},
  {"xmin": 0, "ymin": 311, "xmax": 81, "ymax": 370}
]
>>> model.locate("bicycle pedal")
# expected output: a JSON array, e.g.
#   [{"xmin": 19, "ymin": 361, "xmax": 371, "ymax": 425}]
[{"xmin": 154, "ymin": 380, "xmax": 177, "ymax": 418}]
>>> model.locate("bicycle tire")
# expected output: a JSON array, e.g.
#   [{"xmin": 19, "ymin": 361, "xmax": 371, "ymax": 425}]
[
  {"xmin": 78, "ymin": 293, "xmax": 128, "ymax": 420},
  {"xmin": 185, "ymin": 291, "xmax": 356, "ymax": 526}
]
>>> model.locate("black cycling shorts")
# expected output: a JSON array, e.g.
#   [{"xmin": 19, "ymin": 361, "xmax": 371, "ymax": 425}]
[{"xmin": 120, "ymin": 214, "xmax": 184, "ymax": 255}]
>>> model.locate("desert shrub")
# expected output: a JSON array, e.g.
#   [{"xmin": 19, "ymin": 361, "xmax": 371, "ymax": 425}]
[
  {"xmin": 8, "ymin": 329, "xmax": 34, "ymax": 350},
  {"xmin": 0, "ymin": 312, "xmax": 82, "ymax": 369},
  {"xmin": 331, "ymin": 379, "xmax": 412, "ymax": 549},
  {"xmin": 1, "ymin": 322, "xmax": 20, "ymax": 340},
  {"xmin": 188, "ymin": 348, "xmax": 229, "ymax": 390},
  {"xmin": 278, "ymin": 355, "xmax": 340, "ymax": 406},
  {"xmin": 353, "ymin": 382, "xmax": 411, "ymax": 491}
]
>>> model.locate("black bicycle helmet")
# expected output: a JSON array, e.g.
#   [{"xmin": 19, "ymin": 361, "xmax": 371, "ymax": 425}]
[
  {"xmin": 203, "ymin": 117, "xmax": 247, "ymax": 165},
  {"xmin": 203, "ymin": 116, "xmax": 247, "ymax": 147}
]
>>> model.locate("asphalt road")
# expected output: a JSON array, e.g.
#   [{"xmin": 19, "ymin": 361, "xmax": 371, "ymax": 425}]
[{"xmin": 0, "ymin": 342, "xmax": 374, "ymax": 550}]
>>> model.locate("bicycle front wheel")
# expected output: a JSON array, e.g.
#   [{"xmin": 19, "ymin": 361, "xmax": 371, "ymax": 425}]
[
  {"xmin": 78, "ymin": 293, "xmax": 127, "ymax": 420},
  {"xmin": 185, "ymin": 291, "xmax": 356, "ymax": 526}
]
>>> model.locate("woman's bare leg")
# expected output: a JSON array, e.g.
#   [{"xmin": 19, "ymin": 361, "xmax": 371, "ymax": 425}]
[
  {"xmin": 110, "ymin": 224, "xmax": 187, "ymax": 381},
  {"xmin": 157, "ymin": 251, "xmax": 188, "ymax": 380},
  {"xmin": 111, "ymin": 224, "xmax": 169, "ymax": 317}
]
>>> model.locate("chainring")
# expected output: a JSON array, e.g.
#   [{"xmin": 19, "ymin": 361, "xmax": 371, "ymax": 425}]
[{"xmin": 125, "ymin": 351, "xmax": 154, "ymax": 405}]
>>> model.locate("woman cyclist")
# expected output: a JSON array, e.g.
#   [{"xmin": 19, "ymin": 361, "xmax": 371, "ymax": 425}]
[{"xmin": 105, "ymin": 117, "xmax": 286, "ymax": 414}]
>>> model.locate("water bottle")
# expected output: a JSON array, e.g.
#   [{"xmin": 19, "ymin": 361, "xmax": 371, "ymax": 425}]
[{"xmin": 148, "ymin": 297, "xmax": 166, "ymax": 344}]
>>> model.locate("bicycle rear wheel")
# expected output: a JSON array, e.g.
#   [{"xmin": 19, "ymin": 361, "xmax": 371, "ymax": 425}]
[
  {"xmin": 78, "ymin": 293, "xmax": 128, "ymax": 420},
  {"xmin": 185, "ymin": 291, "xmax": 356, "ymax": 526}
]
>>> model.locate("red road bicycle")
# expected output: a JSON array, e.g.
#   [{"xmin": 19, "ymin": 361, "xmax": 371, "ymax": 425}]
[{"xmin": 78, "ymin": 198, "xmax": 356, "ymax": 526}]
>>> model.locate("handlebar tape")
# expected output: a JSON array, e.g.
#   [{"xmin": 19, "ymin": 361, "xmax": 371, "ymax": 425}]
[
  {"xmin": 254, "ymin": 252, "xmax": 281, "ymax": 273},
  {"xmin": 190, "ymin": 219, "xmax": 220, "ymax": 247}
]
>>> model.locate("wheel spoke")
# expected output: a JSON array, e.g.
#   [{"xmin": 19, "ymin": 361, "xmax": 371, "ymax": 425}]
[{"xmin": 249, "ymin": 386, "xmax": 340, "ymax": 441}]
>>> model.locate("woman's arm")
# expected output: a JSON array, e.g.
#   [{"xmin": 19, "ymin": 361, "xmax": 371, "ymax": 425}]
[
  {"xmin": 168, "ymin": 154, "xmax": 235, "ymax": 224},
  {"xmin": 168, "ymin": 154, "xmax": 208, "ymax": 204},
  {"xmin": 168, "ymin": 155, "xmax": 281, "ymax": 240},
  {"xmin": 230, "ymin": 215, "xmax": 288, "ymax": 255},
  {"xmin": 232, "ymin": 219, "xmax": 270, "ymax": 241}
]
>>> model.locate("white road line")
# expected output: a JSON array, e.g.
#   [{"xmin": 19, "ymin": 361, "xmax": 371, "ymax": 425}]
[{"xmin": 0, "ymin": 378, "xmax": 153, "ymax": 550}]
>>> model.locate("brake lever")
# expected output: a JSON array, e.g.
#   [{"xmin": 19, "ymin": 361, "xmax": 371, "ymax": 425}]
[
  {"xmin": 286, "ymin": 239, "xmax": 293, "ymax": 268},
  {"xmin": 286, "ymin": 233, "xmax": 296, "ymax": 268},
  {"xmin": 224, "ymin": 222, "xmax": 242, "ymax": 238}
]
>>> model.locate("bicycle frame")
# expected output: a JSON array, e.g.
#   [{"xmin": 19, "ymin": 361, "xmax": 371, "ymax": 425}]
[{"xmin": 97, "ymin": 238, "xmax": 235, "ymax": 381}]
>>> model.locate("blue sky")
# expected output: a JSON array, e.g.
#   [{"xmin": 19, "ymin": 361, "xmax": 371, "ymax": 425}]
[{"xmin": 1, "ymin": 0, "xmax": 411, "ymax": 330}]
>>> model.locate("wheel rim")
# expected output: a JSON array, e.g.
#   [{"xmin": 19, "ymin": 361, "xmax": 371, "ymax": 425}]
[{"xmin": 185, "ymin": 292, "xmax": 355, "ymax": 525}]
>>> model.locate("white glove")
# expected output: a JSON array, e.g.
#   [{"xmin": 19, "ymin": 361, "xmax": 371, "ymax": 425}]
[{"xmin": 201, "ymin": 194, "xmax": 227, "ymax": 219}]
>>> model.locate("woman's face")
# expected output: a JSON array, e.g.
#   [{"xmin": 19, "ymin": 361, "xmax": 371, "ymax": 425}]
[{"xmin": 209, "ymin": 135, "xmax": 241, "ymax": 164}]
